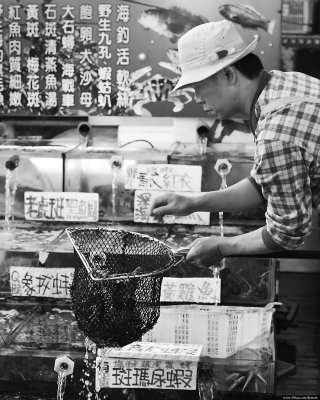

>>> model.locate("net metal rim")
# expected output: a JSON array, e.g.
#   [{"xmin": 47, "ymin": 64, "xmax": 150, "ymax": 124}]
[{"xmin": 65, "ymin": 227, "xmax": 183, "ymax": 281}]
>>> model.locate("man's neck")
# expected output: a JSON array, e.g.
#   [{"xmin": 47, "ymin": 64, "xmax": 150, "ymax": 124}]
[
  {"xmin": 241, "ymin": 71, "xmax": 265, "ymax": 117},
  {"xmin": 248, "ymin": 70, "xmax": 272, "ymax": 133}
]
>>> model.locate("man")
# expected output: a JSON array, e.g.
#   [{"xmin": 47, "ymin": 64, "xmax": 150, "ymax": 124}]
[{"xmin": 150, "ymin": 20, "xmax": 320, "ymax": 268}]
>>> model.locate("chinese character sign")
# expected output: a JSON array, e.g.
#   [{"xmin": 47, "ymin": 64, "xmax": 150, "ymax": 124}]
[
  {"xmin": 0, "ymin": 0, "xmax": 281, "ymax": 117},
  {"xmin": 24, "ymin": 192, "xmax": 99, "ymax": 222},
  {"xmin": 0, "ymin": 0, "xmax": 134, "ymax": 115},
  {"xmin": 10, "ymin": 266, "xmax": 73, "ymax": 298},
  {"xmin": 134, "ymin": 190, "xmax": 210, "ymax": 225},
  {"xmin": 125, "ymin": 164, "xmax": 202, "ymax": 191},
  {"xmin": 111, "ymin": 341, "xmax": 203, "ymax": 360},
  {"xmin": 161, "ymin": 277, "xmax": 221, "ymax": 304},
  {"xmin": 97, "ymin": 342, "xmax": 202, "ymax": 390}
]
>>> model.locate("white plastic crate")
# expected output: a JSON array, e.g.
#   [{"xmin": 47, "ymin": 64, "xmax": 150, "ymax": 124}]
[
  {"xmin": 142, "ymin": 304, "xmax": 275, "ymax": 358},
  {"xmin": 282, "ymin": 0, "xmax": 314, "ymax": 33}
]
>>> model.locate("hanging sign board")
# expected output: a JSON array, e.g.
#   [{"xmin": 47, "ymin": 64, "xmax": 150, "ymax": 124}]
[
  {"xmin": 24, "ymin": 191, "xmax": 99, "ymax": 222},
  {"xmin": 96, "ymin": 341, "xmax": 202, "ymax": 390},
  {"xmin": 125, "ymin": 164, "xmax": 202, "ymax": 191},
  {"xmin": 10, "ymin": 266, "xmax": 73, "ymax": 298},
  {"xmin": 134, "ymin": 190, "xmax": 210, "ymax": 225}
]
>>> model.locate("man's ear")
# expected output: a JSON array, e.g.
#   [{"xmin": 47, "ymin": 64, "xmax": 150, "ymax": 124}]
[{"xmin": 222, "ymin": 66, "xmax": 237, "ymax": 84}]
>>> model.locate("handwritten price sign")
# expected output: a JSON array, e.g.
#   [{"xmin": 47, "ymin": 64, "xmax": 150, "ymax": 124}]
[
  {"xmin": 161, "ymin": 277, "xmax": 221, "ymax": 304},
  {"xmin": 125, "ymin": 164, "xmax": 202, "ymax": 192},
  {"xmin": 97, "ymin": 342, "xmax": 202, "ymax": 390},
  {"xmin": 24, "ymin": 192, "xmax": 99, "ymax": 222},
  {"xmin": 10, "ymin": 266, "xmax": 73, "ymax": 298},
  {"xmin": 134, "ymin": 190, "xmax": 210, "ymax": 225}
]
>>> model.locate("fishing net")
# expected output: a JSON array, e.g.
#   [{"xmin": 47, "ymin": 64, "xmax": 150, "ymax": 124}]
[{"xmin": 66, "ymin": 227, "xmax": 184, "ymax": 348}]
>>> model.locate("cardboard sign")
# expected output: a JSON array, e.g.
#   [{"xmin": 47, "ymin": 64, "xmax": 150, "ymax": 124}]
[
  {"xmin": 96, "ymin": 342, "xmax": 202, "ymax": 390},
  {"xmin": 134, "ymin": 190, "xmax": 210, "ymax": 225},
  {"xmin": 161, "ymin": 277, "xmax": 221, "ymax": 304},
  {"xmin": 10, "ymin": 267, "xmax": 73, "ymax": 298},
  {"xmin": 125, "ymin": 164, "xmax": 202, "ymax": 192},
  {"xmin": 24, "ymin": 192, "xmax": 99, "ymax": 222}
]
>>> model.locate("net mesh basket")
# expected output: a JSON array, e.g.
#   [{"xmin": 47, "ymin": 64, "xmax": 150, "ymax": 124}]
[{"xmin": 66, "ymin": 227, "xmax": 181, "ymax": 348}]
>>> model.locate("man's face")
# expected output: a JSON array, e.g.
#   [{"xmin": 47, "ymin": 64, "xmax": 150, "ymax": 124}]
[{"xmin": 191, "ymin": 69, "xmax": 238, "ymax": 120}]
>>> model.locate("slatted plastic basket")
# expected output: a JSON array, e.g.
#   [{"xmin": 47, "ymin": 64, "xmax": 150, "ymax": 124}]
[{"xmin": 142, "ymin": 304, "xmax": 275, "ymax": 358}]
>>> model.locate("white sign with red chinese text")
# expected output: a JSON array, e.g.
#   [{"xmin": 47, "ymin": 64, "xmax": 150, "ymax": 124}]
[
  {"xmin": 134, "ymin": 190, "xmax": 210, "ymax": 225},
  {"xmin": 96, "ymin": 341, "xmax": 202, "ymax": 390},
  {"xmin": 24, "ymin": 192, "xmax": 99, "ymax": 222},
  {"xmin": 125, "ymin": 164, "xmax": 202, "ymax": 191},
  {"xmin": 10, "ymin": 266, "xmax": 73, "ymax": 298},
  {"xmin": 161, "ymin": 277, "xmax": 221, "ymax": 304}
]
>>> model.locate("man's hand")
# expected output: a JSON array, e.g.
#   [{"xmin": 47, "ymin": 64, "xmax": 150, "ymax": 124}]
[
  {"xmin": 186, "ymin": 227, "xmax": 275, "ymax": 268},
  {"xmin": 150, "ymin": 192, "xmax": 195, "ymax": 218},
  {"xmin": 186, "ymin": 236, "xmax": 223, "ymax": 268}
]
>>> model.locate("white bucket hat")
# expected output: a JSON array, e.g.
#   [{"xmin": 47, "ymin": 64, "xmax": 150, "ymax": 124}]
[{"xmin": 173, "ymin": 20, "xmax": 257, "ymax": 91}]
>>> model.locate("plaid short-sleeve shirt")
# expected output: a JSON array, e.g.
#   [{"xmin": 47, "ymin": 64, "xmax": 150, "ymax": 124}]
[{"xmin": 250, "ymin": 70, "xmax": 320, "ymax": 250}]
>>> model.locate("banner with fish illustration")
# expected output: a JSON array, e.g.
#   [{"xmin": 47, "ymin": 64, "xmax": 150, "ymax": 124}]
[{"xmin": 0, "ymin": 0, "xmax": 281, "ymax": 117}]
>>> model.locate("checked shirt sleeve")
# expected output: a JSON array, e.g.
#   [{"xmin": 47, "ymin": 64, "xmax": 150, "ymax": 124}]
[{"xmin": 251, "ymin": 139, "xmax": 313, "ymax": 250}]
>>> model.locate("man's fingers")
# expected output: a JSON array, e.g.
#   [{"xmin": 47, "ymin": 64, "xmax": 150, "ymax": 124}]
[
  {"xmin": 185, "ymin": 238, "xmax": 223, "ymax": 268},
  {"xmin": 150, "ymin": 195, "xmax": 168, "ymax": 213},
  {"xmin": 150, "ymin": 195, "xmax": 172, "ymax": 217},
  {"xmin": 151, "ymin": 208, "xmax": 165, "ymax": 222},
  {"xmin": 150, "ymin": 205, "xmax": 166, "ymax": 217}
]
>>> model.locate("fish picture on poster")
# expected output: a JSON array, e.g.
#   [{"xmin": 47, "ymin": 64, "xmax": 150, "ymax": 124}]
[
  {"xmin": 0, "ymin": 0, "xmax": 281, "ymax": 117},
  {"xmin": 218, "ymin": 4, "xmax": 276, "ymax": 35},
  {"xmin": 136, "ymin": 3, "xmax": 208, "ymax": 43}
]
